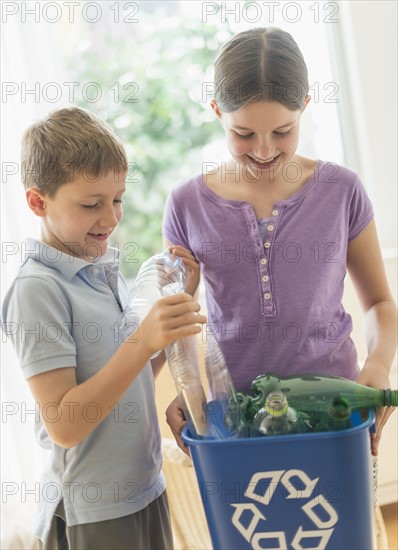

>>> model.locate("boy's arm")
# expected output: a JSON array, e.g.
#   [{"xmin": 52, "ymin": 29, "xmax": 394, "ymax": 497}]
[{"xmin": 27, "ymin": 293, "xmax": 206, "ymax": 448}]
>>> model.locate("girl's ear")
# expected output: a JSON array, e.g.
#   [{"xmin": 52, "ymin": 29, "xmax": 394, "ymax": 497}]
[
  {"xmin": 210, "ymin": 99, "xmax": 223, "ymax": 121},
  {"xmin": 301, "ymin": 95, "xmax": 311, "ymax": 112},
  {"xmin": 26, "ymin": 187, "xmax": 48, "ymax": 217}
]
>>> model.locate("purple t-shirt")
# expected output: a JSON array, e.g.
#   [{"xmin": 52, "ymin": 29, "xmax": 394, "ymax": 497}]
[{"xmin": 163, "ymin": 160, "xmax": 373, "ymax": 392}]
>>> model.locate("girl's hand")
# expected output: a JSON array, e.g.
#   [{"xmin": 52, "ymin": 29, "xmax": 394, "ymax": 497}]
[
  {"xmin": 167, "ymin": 245, "xmax": 201, "ymax": 297},
  {"xmin": 137, "ymin": 293, "xmax": 206, "ymax": 356},
  {"xmin": 356, "ymin": 361, "xmax": 395, "ymax": 456},
  {"xmin": 166, "ymin": 396, "xmax": 190, "ymax": 456}
]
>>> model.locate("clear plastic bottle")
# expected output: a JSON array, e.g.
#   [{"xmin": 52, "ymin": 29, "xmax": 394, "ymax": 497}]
[
  {"xmin": 251, "ymin": 391, "xmax": 311, "ymax": 436},
  {"xmin": 120, "ymin": 251, "xmax": 238, "ymax": 439}
]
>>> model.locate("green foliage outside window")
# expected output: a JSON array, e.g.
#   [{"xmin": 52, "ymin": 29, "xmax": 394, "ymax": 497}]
[{"xmin": 68, "ymin": 4, "xmax": 231, "ymax": 279}]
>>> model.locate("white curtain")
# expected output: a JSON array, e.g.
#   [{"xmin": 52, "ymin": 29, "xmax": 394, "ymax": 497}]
[{"xmin": 1, "ymin": 10, "xmax": 67, "ymax": 548}]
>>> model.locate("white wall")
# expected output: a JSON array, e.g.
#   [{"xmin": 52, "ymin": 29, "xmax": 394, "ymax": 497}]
[
  {"xmin": 337, "ymin": 1, "xmax": 397, "ymax": 251},
  {"xmin": 336, "ymin": 2, "xmax": 397, "ymax": 507}
]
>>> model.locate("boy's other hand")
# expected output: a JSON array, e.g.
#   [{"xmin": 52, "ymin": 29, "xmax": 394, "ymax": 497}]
[
  {"xmin": 167, "ymin": 245, "xmax": 200, "ymax": 297},
  {"xmin": 138, "ymin": 293, "xmax": 206, "ymax": 356}
]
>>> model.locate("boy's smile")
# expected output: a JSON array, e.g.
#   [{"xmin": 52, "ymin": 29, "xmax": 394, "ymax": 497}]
[{"xmin": 27, "ymin": 170, "xmax": 126, "ymax": 260}]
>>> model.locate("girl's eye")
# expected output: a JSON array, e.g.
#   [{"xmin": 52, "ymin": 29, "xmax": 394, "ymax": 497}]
[
  {"xmin": 274, "ymin": 129, "xmax": 292, "ymax": 137},
  {"xmin": 82, "ymin": 204, "xmax": 99, "ymax": 209},
  {"xmin": 235, "ymin": 132, "xmax": 254, "ymax": 139},
  {"xmin": 113, "ymin": 199, "xmax": 123, "ymax": 204}
]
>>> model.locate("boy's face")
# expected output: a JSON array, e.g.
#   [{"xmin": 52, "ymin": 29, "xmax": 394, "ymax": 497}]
[{"xmin": 29, "ymin": 170, "xmax": 126, "ymax": 260}]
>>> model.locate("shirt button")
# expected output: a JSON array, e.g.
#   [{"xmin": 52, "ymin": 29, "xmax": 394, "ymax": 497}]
[
  {"xmin": 272, "ymin": 209, "xmax": 279, "ymax": 216},
  {"xmin": 92, "ymin": 267, "xmax": 100, "ymax": 276},
  {"xmin": 264, "ymin": 242, "xmax": 271, "ymax": 249},
  {"xmin": 260, "ymin": 258, "xmax": 267, "ymax": 265},
  {"xmin": 267, "ymin": 224, "xmax": 274, "ymax": 232},
  {"xmin": 264, "ymin": 292, "xmax": 271, "ymax": 300},
  {"xmin": 262, "ymin": 275, "xmax": 269, "ymax": 282}
]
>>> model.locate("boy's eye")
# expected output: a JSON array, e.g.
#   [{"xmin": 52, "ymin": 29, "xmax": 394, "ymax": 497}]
[
  {"xmin": 273, "ymin": 129, "xmax": 292, "ymax": 137},
  {"xmin": 82, "ymin": 203, "xmax": 99, "ymax": 209}
]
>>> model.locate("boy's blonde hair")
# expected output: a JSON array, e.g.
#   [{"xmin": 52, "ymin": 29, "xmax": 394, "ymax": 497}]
[{"xmin": 21, "ymin": 107, "xmax": 128, "ymax": 197}]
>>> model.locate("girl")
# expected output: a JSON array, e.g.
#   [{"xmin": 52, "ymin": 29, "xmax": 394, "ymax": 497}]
[{"xmin": 163, "ymin": 27, "xmax": 397, "ymax": 458}]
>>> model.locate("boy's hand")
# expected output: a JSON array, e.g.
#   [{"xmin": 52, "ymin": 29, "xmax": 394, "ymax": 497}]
[
  {"xmin": 357, "ymin": 361, "xmax": 395, "ymax": 456},
  {"xmin": 137, "ymin": 293, "xmax": 206, "ymax": 356},
  {"xmin": 167, "ymin": 245, "xmax": 200, "ymax": 297},
  {"xmin": 166, "ymin": 396, "xmax": 190, "ymax": 456}
]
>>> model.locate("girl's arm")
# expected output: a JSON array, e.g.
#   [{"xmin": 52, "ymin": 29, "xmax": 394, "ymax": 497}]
[
  {"xmin": 28, "ymin": 293, "xmax": 206, "ymax": 448},
  {"xmin": 347, "ymin": 219, "xmax": 398, "ymax": 454},
  {"xmin": 163, "ymin": 238, "xmax": 201, "ymax": 299}
]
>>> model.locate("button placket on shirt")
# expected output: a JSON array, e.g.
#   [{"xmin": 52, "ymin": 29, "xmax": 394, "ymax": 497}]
[
  {"xmin": 87, "ymin": 263, "xmax": 122, "ymax": 311},
  {"xmin": 243, "ymin": 203, "xmax": 281, "ymax": 315},
  {"xmin": 260, "ymin": 206, "xmax": 282, "ymax": 313}
]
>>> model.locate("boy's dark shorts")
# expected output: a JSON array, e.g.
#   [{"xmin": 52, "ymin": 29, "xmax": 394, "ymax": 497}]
[{"xmin": 38, "ymin": 491, "xmax": 173, "ymax": 550}]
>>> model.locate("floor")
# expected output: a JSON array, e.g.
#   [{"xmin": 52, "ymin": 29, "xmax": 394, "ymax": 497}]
[{"xmin": 382, "ymin": 503, "xmax": 398, "ymax": 550}]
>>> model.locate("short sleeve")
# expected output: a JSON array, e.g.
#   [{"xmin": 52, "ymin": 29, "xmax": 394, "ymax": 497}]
[
  {"xmin": 2, "ymin": 275, "xmax": 77, "ymax": 379},
  {"xmin": 163, "ymin": 188, "xmax": 190, "ymax": 249},
  {"xmin": 348, "ymin": 174, "xmax": 374, "ymax": 241}
]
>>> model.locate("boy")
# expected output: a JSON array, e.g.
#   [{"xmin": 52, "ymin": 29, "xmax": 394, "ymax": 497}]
[{"xmin": 2, "ymin": 107, "xmax": 205, "ymax": 549}]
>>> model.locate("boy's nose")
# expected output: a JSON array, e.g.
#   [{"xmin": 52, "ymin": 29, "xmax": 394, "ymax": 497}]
[{"xmin": 99, "ymin": 206, "xmax": 119, "ymax": 228}]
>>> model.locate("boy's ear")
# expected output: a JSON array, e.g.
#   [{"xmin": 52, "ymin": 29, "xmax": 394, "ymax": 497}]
[
  {"xmin": 26, "ymin": 187, "xmax": 48, "ymax": 217},
  {"xmin": 210, "ymin": 99, "xmax": 223, "ymax": 121}
]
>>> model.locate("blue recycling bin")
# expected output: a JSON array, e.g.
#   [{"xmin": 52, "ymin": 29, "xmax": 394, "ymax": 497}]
[{"xmin": 182, "ymin": 410, "xmax": 376, "ymax": 550}]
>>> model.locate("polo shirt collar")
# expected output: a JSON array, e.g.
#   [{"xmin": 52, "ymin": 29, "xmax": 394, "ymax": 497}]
[{"xmin": 24, "ymin": 238, "xmax": 120, "ymax": 281}]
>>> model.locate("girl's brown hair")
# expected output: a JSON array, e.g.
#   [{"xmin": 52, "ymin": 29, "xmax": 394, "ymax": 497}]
[
  {"xmin": 21, "ymin": 107, "xmax": 128, "ymax": 197},
  {"xmin": 214, "ymin": 27, "xmax": 309, "ymax": 112}
]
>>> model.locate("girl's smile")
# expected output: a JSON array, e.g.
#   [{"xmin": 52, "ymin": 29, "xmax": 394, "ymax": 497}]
[{"xmin": 246, "ymin": 152, "xmax": 282, "ymax": 170}]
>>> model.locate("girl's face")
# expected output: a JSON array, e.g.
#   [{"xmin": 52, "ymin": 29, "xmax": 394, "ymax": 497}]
[{"xmin": 211, "ymin": 98, "xmax": 310, "ymax": 184}]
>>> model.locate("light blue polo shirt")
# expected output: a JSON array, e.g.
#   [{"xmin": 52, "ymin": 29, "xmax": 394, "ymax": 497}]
[{"xmin": 1, "ymin": 239, "xmax": 165, "ymax": 543}]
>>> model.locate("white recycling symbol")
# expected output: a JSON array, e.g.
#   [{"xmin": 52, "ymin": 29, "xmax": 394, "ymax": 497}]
[{"xmin": 230, "ymin": 469, "xmax": 338, "ymax": 549}]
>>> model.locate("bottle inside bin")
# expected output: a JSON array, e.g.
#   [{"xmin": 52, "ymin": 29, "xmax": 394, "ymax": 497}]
[
  {"xmin": 251, "ymin": 391, "xmax": 311, "ymax": 436},
  {"xmin": 120, "ymin": 251, "xmax": 238, "ymax": 439},
  {"xmin": 249, "ymin": 373, "xmax": 398, "ymax": 425},
  {"xmin": 314, "ymin": 395, "xmax": 353, "ymax": 432}
]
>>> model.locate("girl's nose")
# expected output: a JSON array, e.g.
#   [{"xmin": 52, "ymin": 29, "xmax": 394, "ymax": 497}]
[{"xmin": 254, "ymin": 137, "xmax": 274, "ymax": 161}]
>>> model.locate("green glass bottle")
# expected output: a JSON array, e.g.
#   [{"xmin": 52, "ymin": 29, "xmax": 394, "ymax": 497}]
[
  {"xmin": 251, "ymin": 391, "xmax": 312, "ymax": 436},
  {"xmin": 250, "ymin": 373, "xmax": 398, "ymax": 425},
  {"xmin": 223, "ymin": 392, "xmax": 252, "ymax": 437},
  {"xmin": 313, "ymin": 396, "xmax": 353, "ymax": 432}
]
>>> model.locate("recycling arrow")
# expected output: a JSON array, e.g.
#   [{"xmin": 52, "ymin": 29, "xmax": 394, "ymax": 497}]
[
  {"xmin": 281, "ymin": 469, "xmax": 319, "ymax": 500},
  {"xmin": 231, "ymin": 503, "xmax": 266, "ymax": 542},
  {"xmin": 291, "ymin": 526, "xmax": 334, "ymax": 549}
]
